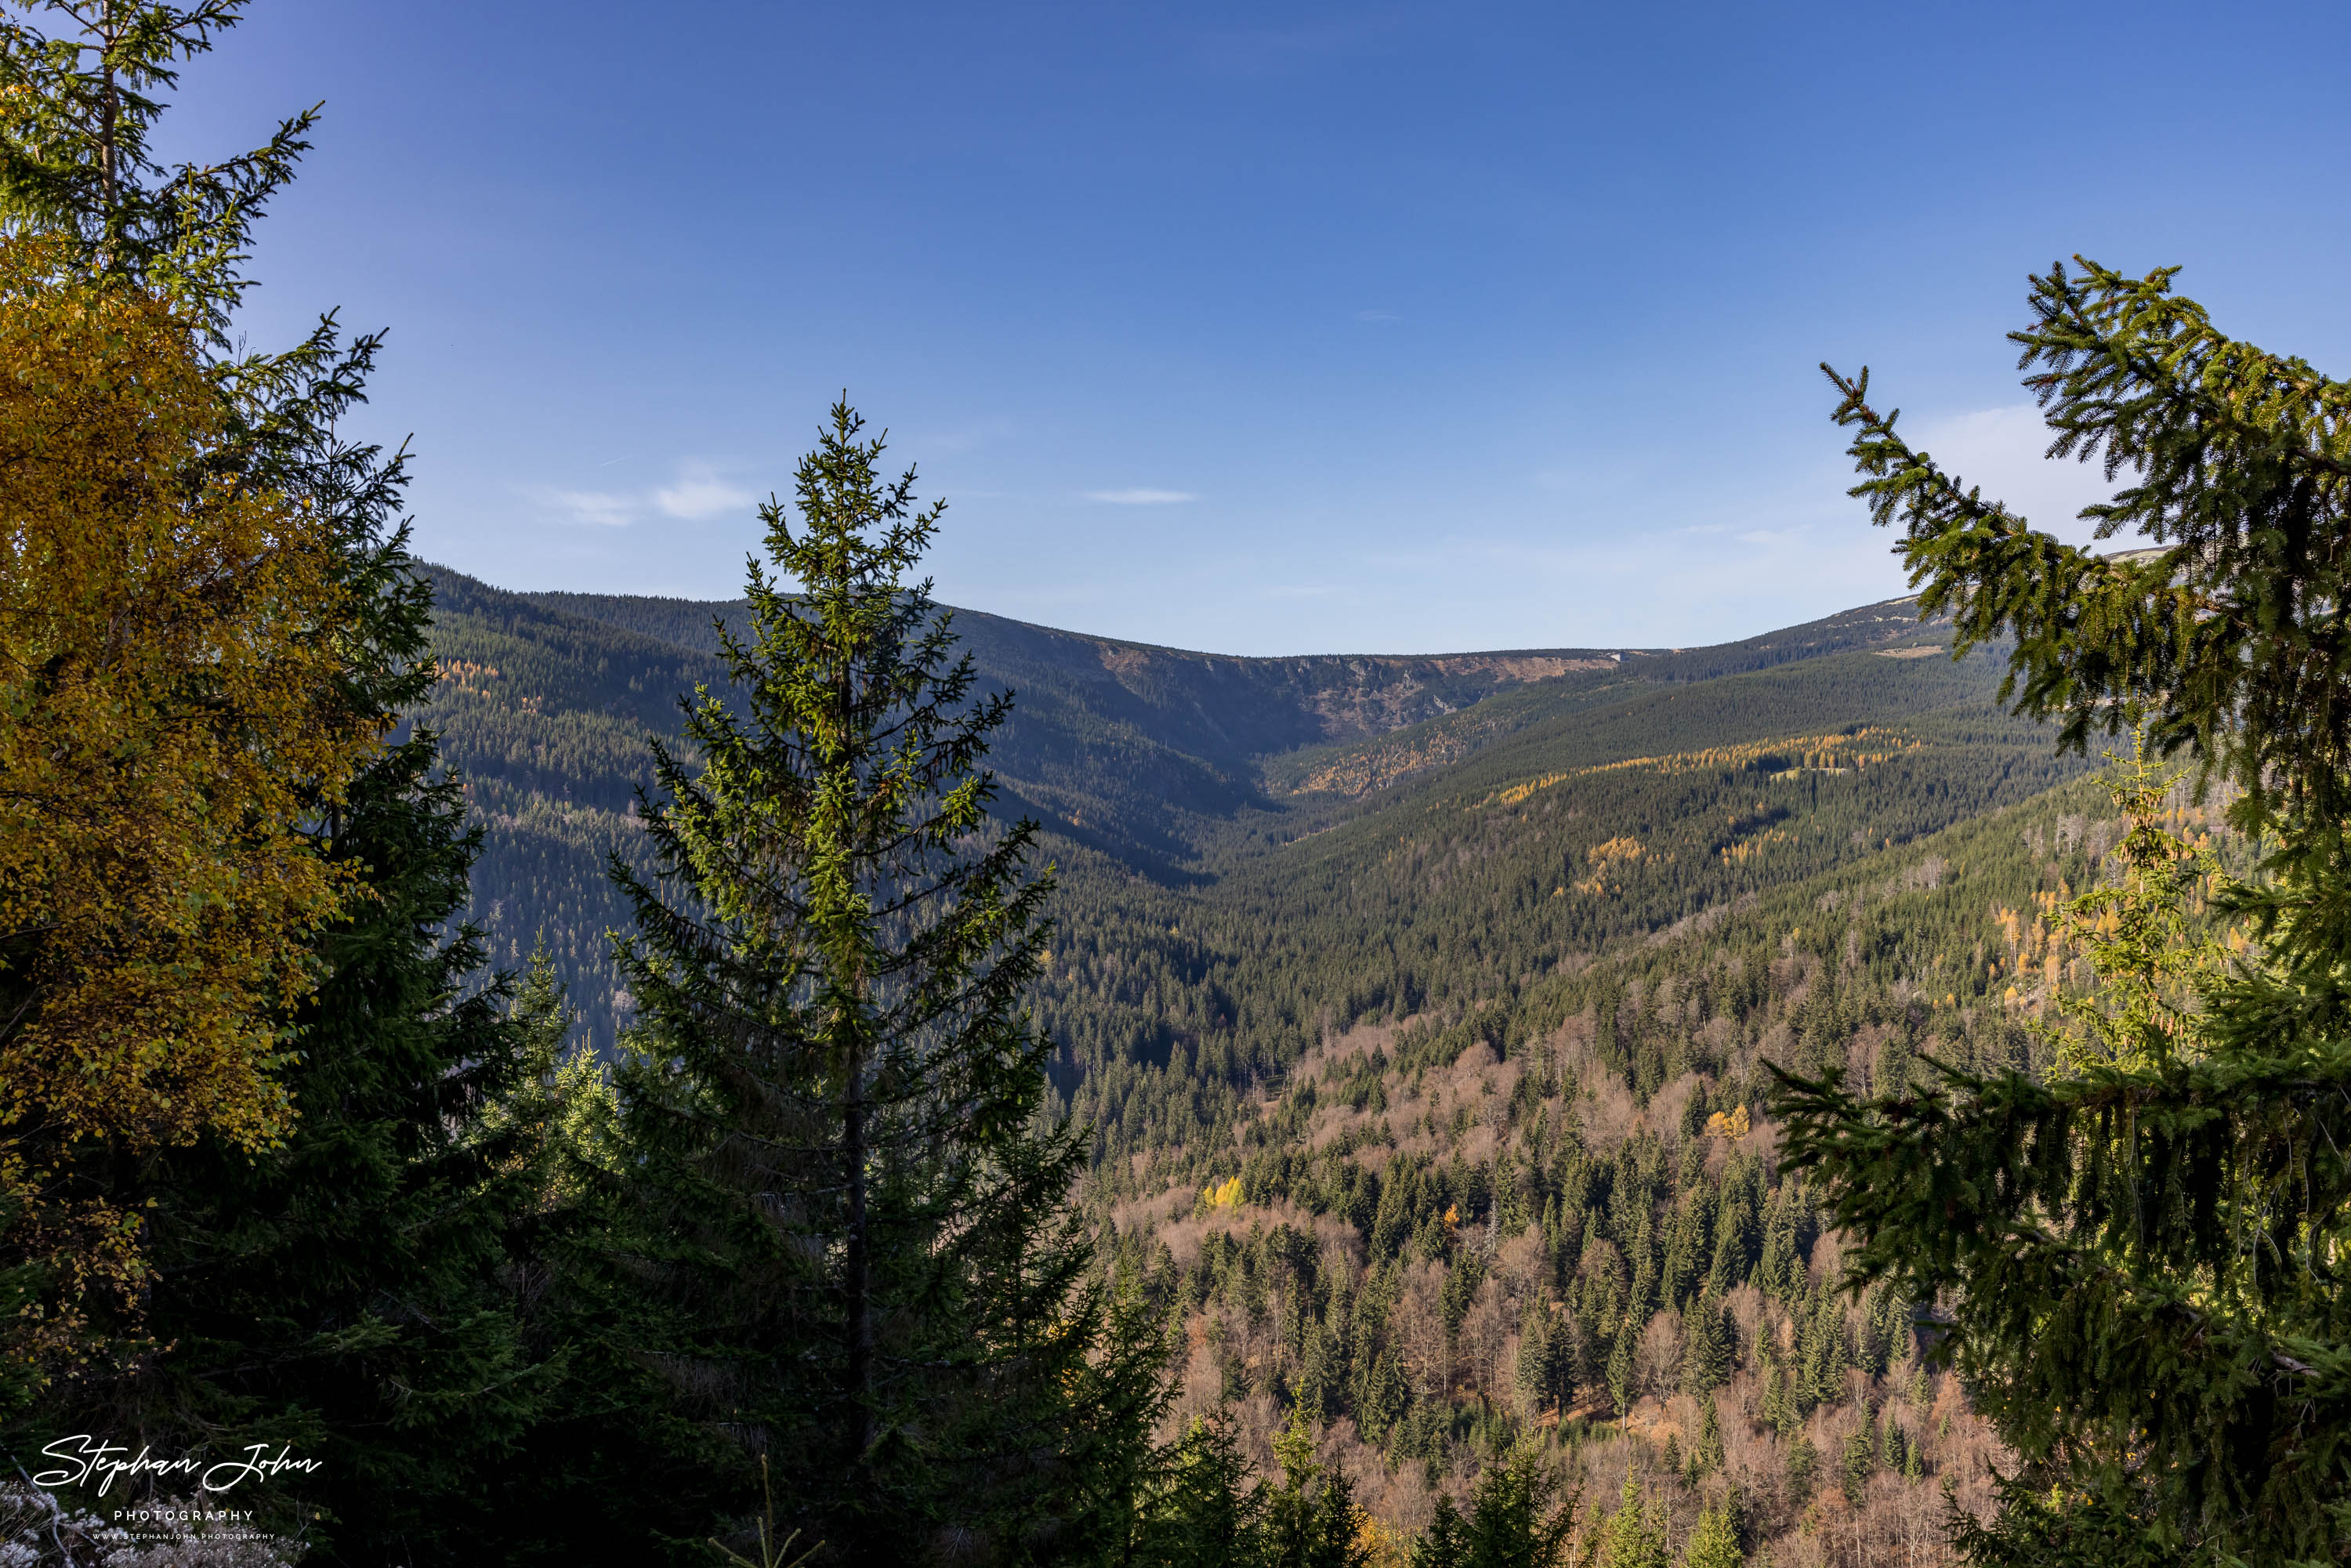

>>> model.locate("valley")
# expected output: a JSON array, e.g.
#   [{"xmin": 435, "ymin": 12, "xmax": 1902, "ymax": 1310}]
[{"xmin": 422, "ymin": 566, "xmax": 2118, "ymax": 1558}]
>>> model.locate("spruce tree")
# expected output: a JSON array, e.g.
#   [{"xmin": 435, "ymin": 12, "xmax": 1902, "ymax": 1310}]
[
  {"xmin": 0, "ymin": 0, "xmax": 312, "ymax": 323},
  {"xmin": 604, "ymin": 401, "xmax": 1154, "ymax": 1557},
  {"xmin": 1407, "ymin": 1447, "xmax": 1574, "ymax": 1568},
  {"xmin": 0, "ymin": 6, "xmax": 562, "ymax": 1559},
  {"xmin": 1693, "ymin": 1392, "xmax": 1725, "ymax": 1477},
  {"xmin": 117, "ymin": 687, "xmax": 547, "ymax": 1561},
  {"xmin": 1145, "ymin": 1414, "xmax": 1266, "ymax": 1567},
  {"xmin": 1604, "ymin": 1324, "xmax": 1636, "ymax": 1418},
  {"xmin": 1838, "ymin": 1428, "xmax": 1871, "ymax": 1508},
  {"xmin": 1679, "ymin": 1501, "xmax": 1742, "ymax": 1568},
  {"xmin": 1752, "ymin": 1183, "xmax": 1802, "ymax": 1302},
  {"xmin": 1779, "ymin": 259, "xmax": 2351, "ymax": 1562},
  {"xmin": 1593, "ymin": 1481, "xmax": 1668, "ymax": 1568},
  {"xmin": 1512, "ymin": 1301, "xmax": 1552, "ymax": 1421},
  {"xmin": 1704, "ymin": 1161, "xmax": 1760, "ymax": 1296},
  {"xmin": 1259, "ymin": 1409, "xmax": 1370, "ymax": 1568},
  {"xmin": 1412, "ymin": 1498, "xmax": 1469, "ymax": 1568},
  {"xmin": 1679, "ymin": 1290, "xmax": 1730, "ymax": 1396},
  {"xmin": 1356, "ymin": 1342, "xmax": 1408, "ymax": 1442}
]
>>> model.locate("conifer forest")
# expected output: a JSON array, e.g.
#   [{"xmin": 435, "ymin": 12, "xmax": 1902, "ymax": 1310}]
[{"xmin": 4, "ymin": 5, "xmax": 2350, "ymax": 1566}]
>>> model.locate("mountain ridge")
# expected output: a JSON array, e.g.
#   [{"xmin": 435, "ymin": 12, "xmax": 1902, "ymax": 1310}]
[{"xmin": 417, "ymin": 561, "xmax": 2012, "ymax": 1058}]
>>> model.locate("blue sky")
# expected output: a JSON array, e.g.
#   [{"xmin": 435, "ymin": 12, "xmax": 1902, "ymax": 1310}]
[{"xmin": 171, "ymin": 1, "xmax": 2351, "ymax": 654}]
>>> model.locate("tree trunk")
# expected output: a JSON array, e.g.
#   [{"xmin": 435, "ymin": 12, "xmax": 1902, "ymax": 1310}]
[
  {"xmin": 100, "ymin": 5, "xmax": 120, "ymax": 219},
  {"xmin": 843, "ymin": 1040, "xmax": 872, "ymax": 1465}
]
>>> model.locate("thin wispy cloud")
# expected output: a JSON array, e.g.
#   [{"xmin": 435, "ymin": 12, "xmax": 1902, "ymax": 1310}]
[
  {"xmin": 654, "ymin": 462, "xmax": 758, "ymax": 522},
  {"xmin": 1085, "ymin": 488, "xmax": 1197, "ymax": 505},
  {"xmin": 1357, "ymin": 309, "xmax": 1400, "ymax": 323},
  {"xmin": 523, "ymin": 486, "xmax": 639, "ymax": 527},
  {"xmin": 524, "ymin": 461, "xmax": 760, "ymax": 528}
]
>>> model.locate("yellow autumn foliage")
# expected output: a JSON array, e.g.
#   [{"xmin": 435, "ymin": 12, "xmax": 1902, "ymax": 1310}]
[
  {"xmin": 0, "ymin": 237, "xmax": 377, "ymax": 1370},
  {"xmin": 1586, "ymin": 835, "xmax": 1646, "ymax": 867},
  {"xmin": 1353, "ymin": 1512, "xmax": 1409, "ymax": 1568},
  {"xmin": 1572, "ymin": 835, "xmax": 1646, "ymax": 895},
  {"xmin": 1482, "ymin": 726, "xmax": 1923, "ymax": 809}
]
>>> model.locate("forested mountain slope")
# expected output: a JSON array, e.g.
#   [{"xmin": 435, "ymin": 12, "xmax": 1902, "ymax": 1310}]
[
  {"xmin": 1049, "ymin": 649, "xmax": 2092, "ymax": 1176},
  {"xmin": 418, "ymin": 567, "xmax": 1997, "ymax": 1052},
  {"xmin": 1103, "ymin": 770, "xmax": 2168, "ymax": 1560},
  {"xmin": 421, "ymin": 564, "xmax": 1633, "ymax": 1030},
  {"xmin": 418, "ymin": 563, "xmax": 2118, "ymax": 1558}
]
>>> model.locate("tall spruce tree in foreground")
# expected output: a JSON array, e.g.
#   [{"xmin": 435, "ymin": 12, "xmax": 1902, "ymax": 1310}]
[
  {"xmin": 1774, "ymin": 259, "xmax": 2351, "ymax": 1564},
  {"xmin": 607, "ymin": 401, "xmax": 1160, "ymax": 1561}
]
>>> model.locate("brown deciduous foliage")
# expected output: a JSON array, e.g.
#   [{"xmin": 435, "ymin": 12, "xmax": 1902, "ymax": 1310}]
[{"xmin": 0, "ymin": 235, "xmax": 376, "ymax": 1386}]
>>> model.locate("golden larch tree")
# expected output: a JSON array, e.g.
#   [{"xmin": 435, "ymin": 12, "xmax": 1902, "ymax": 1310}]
[{"xmin": 0, "ymin": 234, "xmax": 378, "ymax": 1389}]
